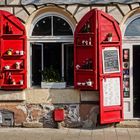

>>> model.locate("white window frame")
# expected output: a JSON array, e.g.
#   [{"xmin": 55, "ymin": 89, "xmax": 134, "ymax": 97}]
[
  {"xmin": 29, "ymin": 12, "xmax": 75, "ymax": 38},
  {"xmin": 121, "ymin": 13, "xmax": 140, "ymax": 41},
  {"xmin": 28, "ymin": 12, "xmax": 74, "ymax": 87},
  {"xmin": 121, "ymin": 13, "xmax": 140, "ymax": 119}
]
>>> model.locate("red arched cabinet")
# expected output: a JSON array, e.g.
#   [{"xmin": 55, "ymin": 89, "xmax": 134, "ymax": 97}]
[
  {"xmin": 0, "ymin": 10, "xmax": 27, "ymax": 90},
  {"xmin": 74, "ymin": 9, "xmax": 98, "ymax": 90},
  {"xmin": 74, "ymin": 9, "xmax": 123, "ymax": 124}
]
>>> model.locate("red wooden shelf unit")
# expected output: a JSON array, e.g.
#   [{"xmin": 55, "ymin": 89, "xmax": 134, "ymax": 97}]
[{"xmin": 0, "ymin": 10, "xmax": 27, "ymax": 90}]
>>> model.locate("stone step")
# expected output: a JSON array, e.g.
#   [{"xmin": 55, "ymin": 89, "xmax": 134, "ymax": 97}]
[{"xmin": 115, "ymin": 120, "xmax": 140, "ymax": 128}]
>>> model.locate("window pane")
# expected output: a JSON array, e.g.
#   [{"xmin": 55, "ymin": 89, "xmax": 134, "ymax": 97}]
[
  {"xmin": 125, "ymin": 18, "xmax": 140, "ymax": 36},
  {"xmin": 64, "ymin": 44, "xmax": 74, "ymax": 86},
  {"xmin": 53, "ymin": 16, "xmax": 73, "ymax": 35},
  {"xmin": 32, "ymin": 16, "xmax": 51, "ymax": 36},
  {"xmin": 32, "ymin": 44, "xmax": 42, "ymax": 85},
  {"xmin": 43, "ymin": 43, "xmax": 61, "ymax": 81}
]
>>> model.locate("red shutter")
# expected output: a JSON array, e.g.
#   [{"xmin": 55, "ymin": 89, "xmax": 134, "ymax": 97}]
[
  {"xmin": 74, "ymin": 9, "xmax": 123, "ymax": 124},
  {"xmin": 0, "ymin": 10, "xmax": 27, "ymax": 90},
  {"xmin": 97, "ymin": 10, "xmax": 123, "ymax": 124},
  {"xmin": 74, "ymin": 9, "xmax": 98, "ymax": 90}
]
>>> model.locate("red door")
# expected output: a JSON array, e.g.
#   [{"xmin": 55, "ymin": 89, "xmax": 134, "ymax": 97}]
[
  {"xmin": 0, "ymin": 10, "xmax": 27, "ymax": 90},
  {"xmin": 97, "ymin": 10, "xmax": 123, "ymax": 124},
  {"xmin": 74, "ymin": 9, "xmax": 123, "ymax": 124}
]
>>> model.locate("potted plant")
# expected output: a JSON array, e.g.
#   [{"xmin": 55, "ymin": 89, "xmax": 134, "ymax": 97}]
[
  {"xmin": 107, "ymin": 32, "xmax": 113, "ymax": 42},
  {"xmin": 41, "ymin": 65, "xmax": 66, "ymax": 88}
]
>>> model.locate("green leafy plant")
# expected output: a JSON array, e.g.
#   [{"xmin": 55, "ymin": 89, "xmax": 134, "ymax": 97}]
[{"xmin": 41, "ymin": 65, "xmax": 61, "ymax": 82}]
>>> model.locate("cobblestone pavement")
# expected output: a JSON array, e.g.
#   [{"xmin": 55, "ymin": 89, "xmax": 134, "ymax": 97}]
[{"xmin": 0, "ymin": 128, "xmax": 139, "ymax": 140}]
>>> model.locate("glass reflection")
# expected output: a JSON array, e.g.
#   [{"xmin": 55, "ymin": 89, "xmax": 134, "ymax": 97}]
[
  {"xmin": 32, "ymin": 16, "xmax": 51, "ymax": 36},
  {"xmin": 32, "ymin": 16, "xmax": 73, "ymax": 36}
]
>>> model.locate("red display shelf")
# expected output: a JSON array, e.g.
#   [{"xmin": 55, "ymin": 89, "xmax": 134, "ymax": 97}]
[
  {"xmin": 74, "ymin": 9, "xmax": 98, "ymax": 90},
  {"xmin": 74, "ymin": 9, "xmax": 123, "ymax": 124},
  {"xmin": 0, "ymin": 10, "xmax": 27, "ymax": 90}
]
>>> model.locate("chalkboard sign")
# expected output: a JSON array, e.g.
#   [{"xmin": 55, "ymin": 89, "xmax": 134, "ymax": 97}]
[{"xmin": 102, "ymin": 47, "xmax": 120, "ymax": 73}]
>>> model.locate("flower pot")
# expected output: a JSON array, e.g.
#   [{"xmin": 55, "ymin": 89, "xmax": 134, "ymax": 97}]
[{"xmin": 41, "ymin": 82, "xmax": 66, "ymax": 89}]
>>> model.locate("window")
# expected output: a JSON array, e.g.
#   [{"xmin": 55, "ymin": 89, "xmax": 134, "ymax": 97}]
[
  {"xmin": 125, "ymin": 17, "xmax": 140, "ymax": 36},
  {"xmin": 32, "ymin": 16, "xmax": 51, "ymax": 36},
  {"xmin": 31, "ymin": 15, "xmax": 74, "ymax": 87},
  {"xmin": 32, "ymin": 16, "xmax": 73, "ymax": 36}
]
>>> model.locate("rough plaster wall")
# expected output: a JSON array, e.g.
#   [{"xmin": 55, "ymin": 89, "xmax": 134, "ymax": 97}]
[
  {"xmin": 7, "ymin": 0, "xmax": 20, "ymax": 5},
  {"xmin": 15, "ymin": 7, "xmax": 29, "ymax": 22},
  {"xmin": 0, "ymin": 7, "xmax": 13, "ymax": 13},
  {"xmin": 120, "ymin": 5, "xmax": 131, "ymax": 15},
  {"xmin": 108, "ymin": 6, "xmax": 124, "ymax": 23},
  {"xmin": 131, "ymin": 3, "xmax": 140, "ymax": 9},
  {"xmin": 75, "ymin": 7, "xmax": 91, "ymax": 22},
  {"xmin": 67, "ymin": 5, "xmax": 79, "ymax": 15}
]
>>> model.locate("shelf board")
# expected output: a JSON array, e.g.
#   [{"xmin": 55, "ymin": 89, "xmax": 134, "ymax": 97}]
[
  {"xmin": 76, "ymin": 45, "xmax": 93, "ymax": 47},
  {"xmin": 76, "ymin": 69, "xmax": 93, "ymax": 72},
  {"xmin": 2, "ymin": 34, "xmax": 23, "ymax": 37},
  {"xmin": 102, "ymin": 41, "xmax": 119, "ymax": 44},
  {"xmin": 76, "ymin": 32, "xmax": 94, "ymax": 35},
  {"xmin": 3, "ymin": 54, "xmax": 24, "ymax": 58},
  {"xmin": 75, "ymin": 85, "xmax": 94, "ymax": 90},
  {"xmin": 2, "ymin": 84, "xmax": 23, "ymax": 87},
  {"xmin": 4, "ymin": 69, "xmax": 24, "ymax": 71},
  {"xmin": 2, "ymin": 54, "xmax": 25, "ymax": 59}
]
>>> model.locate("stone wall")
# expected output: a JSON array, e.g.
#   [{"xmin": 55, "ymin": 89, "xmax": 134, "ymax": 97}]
[
  {"xmin": 0, "ymin": 102, "xmax": 99, "ymax": 128},
  {"xmin": 0, "ymin": 87, "xmax": 99, "ymax": 128},
  {"xmin": 0, "ymin": 102, "xmax": 80, "ymax": 128}
]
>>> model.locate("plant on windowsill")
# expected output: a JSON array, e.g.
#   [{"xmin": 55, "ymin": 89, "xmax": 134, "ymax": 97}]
[{"xmin": 41, "ymin": 65, "xmax": 66, "ymax": 89}]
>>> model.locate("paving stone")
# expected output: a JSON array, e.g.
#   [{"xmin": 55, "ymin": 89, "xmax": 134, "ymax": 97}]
[
  {"xmin": 116, "ymin": 120, "xmax": 140, "ymax": 128},
  {"xmin": 0, "ymin": 128, "xmax": 139, "ymax": 140}
]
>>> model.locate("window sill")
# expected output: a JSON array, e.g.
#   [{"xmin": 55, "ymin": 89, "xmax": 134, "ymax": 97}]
[{"xmin": 30, "ymin": 85, "xmax": 74, "ymax": 89}]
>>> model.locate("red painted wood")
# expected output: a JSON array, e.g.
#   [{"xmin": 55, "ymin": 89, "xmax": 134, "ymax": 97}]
[
  {"xmin": 74, "ymin": 9, "xmax": 98, "ymax": 90},
  {"xmin": 97, "ymin": 10, "xmax": 123, "ymax": 124},
  {"xmin": 53, "ymin": 109, "xmax": 64, "ymax": 121},
  {"xmin": 0, "ymin": 10, "xmax": 27, "ymax": 90},
  {"xmin": 74, "ymin": 9, "xmax": 123, "ymax": 124}
]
